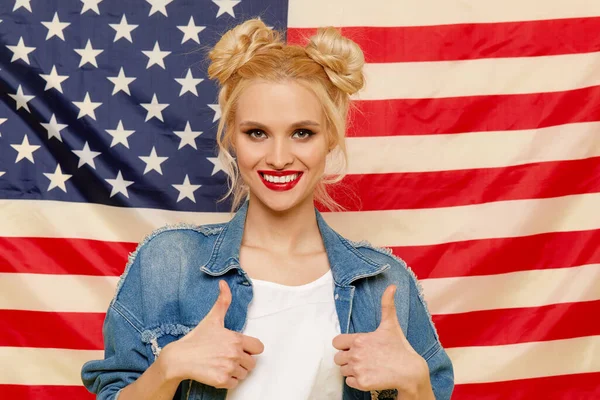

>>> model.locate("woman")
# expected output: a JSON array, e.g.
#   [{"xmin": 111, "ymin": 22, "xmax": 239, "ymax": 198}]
[{"xmin": 81, "ymin": 19, "xmax": 454, "ymax": 400}]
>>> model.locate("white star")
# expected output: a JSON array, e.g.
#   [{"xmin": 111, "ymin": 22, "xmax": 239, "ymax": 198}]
[
  {"xmin": 109, "ymin": 14, "xmax": 138, "ymax": 43},
  {"xmin": 11, "ymin": 135, "xmax": 40, "ymax": 164},
  {"xmin": 212, "ymin": 0, "xmax": 240, "ymax": 18},
  {"xmin": 142, "ymin": 41, "xmax": 170, "ymax": 69},
  {"xmin": 80, "ymin": 0, "xmax": 102, "ymax": 15},
  {"xmin": 140, "ymin": 94, "xmax": 169, "ymax": 122},
  {"xmin": 8, "ymin": 85, "xmax": 35, "ymax": 113},
  {"xmin": 207, "ymin": 104, "xmax": 221, "ymax": 122},
  {"xmin": 72, "ymin": 92, "xmax": 102, "ymax": 120},
  {"xmin": 173, "ymin": 121, "xmax": 202, "ymax": 150},
  {"xmin": 41, "ymin": 114, "xmax": 68, "ymax": 142},
  {"xmin": 6, "ymin": 37, "xmax": 36, "ymax": 65},
  {"xmin": 105, "ymin": 120, "xmax": 135, "ymax": 148},
  {"xmin": 105, "ymin": 170, "xmax": 134, "ymax": 198},
  {"xmin": 177, "ymin": 16, "xmax": 205, "ymax": 44},
  {"xmin": 174, "ymin": 69, "xmax": 204, "ymax": 97},
  {"xmin": 0, "ymin": 172, "xmax": 4, "ymax": 178},
  {"xmin": 0, "ymin": 118, "xmax": 6, "ymax": 137},
  {"xmin": 39, "ymin": 65, "xmax": 69, "ymax": 93},
  {"xmin": 41, "ymin": 12, "xmax": 70, "ymax": 41},
  {"xmin": 139, "ymin": 146, "xmax": 168, "ymax": 175},
  {"xmin": 43, "ymin": 165, "xmax": 72, "ymax": 192},
  {"xmin": 107, "ymin": 67, "xmax": 136, "ymax": 95},
  {"xmin": 146, "ymin": 0, "xmax": 173, "ymax": 16},
  {"xmin": 13, "ymin": 0, "xmax": 32, "ymax": 12},
  {"xmin": 74, "ymin": 39, "xmax": 103, "ymax": 68},
  {"xmin": 172, "ymin": 175, "xmax": 201, "ymax": 203},
  {"xmin": 207, "ymin": 156, "xmax": 226, "ymax": 176},
  {"xmin": 72, "ymin": 142, "xmax": 101, "ymax": 169}
]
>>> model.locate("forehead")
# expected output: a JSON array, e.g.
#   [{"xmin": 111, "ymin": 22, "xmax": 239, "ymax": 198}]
[{"xmin": 235, "ymin": 80, "xmax": 323, "ymax": 124}]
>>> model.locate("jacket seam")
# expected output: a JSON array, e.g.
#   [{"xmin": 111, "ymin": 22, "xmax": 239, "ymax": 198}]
[{"xmin": 111, "ymin": 301, "xmax": 143, "ymax": 334}]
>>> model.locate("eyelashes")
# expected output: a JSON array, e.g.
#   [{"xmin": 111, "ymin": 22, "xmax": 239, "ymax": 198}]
[{"xmin": 243, "ymin": 129, "xmax": 316, "ymax": 139}]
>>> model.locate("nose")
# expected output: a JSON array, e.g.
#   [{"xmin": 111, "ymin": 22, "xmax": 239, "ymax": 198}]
[{"xmin": 265, "ymin": 136, "xmax": 294, "ymax": 169}]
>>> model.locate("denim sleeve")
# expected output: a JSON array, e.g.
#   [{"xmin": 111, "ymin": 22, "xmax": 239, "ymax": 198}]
[
  {"xmin": 81, "ymin": 255, "xmax": 150, "ymax": 399},
  {"xmin": 406, "ymin": 275, "xmax": 455, "ymax": 400}
]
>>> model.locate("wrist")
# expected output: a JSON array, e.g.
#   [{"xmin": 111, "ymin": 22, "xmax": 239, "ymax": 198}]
[
  {"xmin": 396, "ymin": 357, "xmax": 434, "ymax": 400},
  {"xmin": 157, "ymin": 343, "xmax": 184, "ymax": 384}
]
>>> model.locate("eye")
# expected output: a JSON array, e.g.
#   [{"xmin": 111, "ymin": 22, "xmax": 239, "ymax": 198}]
[
  {"xmin": 292, "ymin": 129, "xmax": 315, "ymax": 139},
  {"xmin": 244, "ymin": 129, "xmax": 266, "ymax": 139}
]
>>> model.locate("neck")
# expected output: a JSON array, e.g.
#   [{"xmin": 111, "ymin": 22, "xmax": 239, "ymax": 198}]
[{"xmin": 242, "ymin": 193, "xmax": 325, "ymax": 256}]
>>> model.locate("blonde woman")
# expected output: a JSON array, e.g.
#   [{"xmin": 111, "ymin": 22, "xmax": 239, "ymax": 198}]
[{"xmin": 82, "ymin": 19, "xmax": 454, "ymax": 400}]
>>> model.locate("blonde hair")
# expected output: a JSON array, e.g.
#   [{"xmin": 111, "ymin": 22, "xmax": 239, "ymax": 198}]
[{"xmin": 207, "ymin": 18, "xmax": 365, "ymax": 213}]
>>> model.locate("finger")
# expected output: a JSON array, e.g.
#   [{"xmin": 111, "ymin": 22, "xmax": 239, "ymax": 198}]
[
  {"xmin": 231, "ymin": 364, "xmax": 248, "ymax": 381},
  {"xmin": 239, "ymin": 351, "xmax": 257, "ymax": 372},
  {"xmin": 378, "ymin": 284, "xmax": 400, "ymax": 330},
  {"xmin": 242, "ymin": 335, "xmax": 265, "ymax": 355},
  {"xmin": 339, "ymin": 364, "xmax": 354, "ymax": 377},
  {"xmin": 333, "ymin": 349, "xmax": 349, "ymax": 366},
  {"xmin": 205, "ymin": 280, "xmax": 232, "ymax": 327},
  {"xmin": 332, "ymin": 333, "xmax": 362, "ymax": 350}
]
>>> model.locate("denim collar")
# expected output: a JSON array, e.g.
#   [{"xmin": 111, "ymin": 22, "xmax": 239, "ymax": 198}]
[{"xmin": 202, "ymin": 199, "xmax": 390, "ymax": 286}]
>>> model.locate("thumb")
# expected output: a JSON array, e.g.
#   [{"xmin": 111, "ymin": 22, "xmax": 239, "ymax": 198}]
[
  {"xmin": 378, "ymin": 284, "xmax": 399, "ymax": 330},
  {"xmin": 205, "ymin": 280, "xmax": 232, "ymax": 327}
]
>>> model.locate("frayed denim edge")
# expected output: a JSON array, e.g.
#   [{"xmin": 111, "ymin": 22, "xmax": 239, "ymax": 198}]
[
  {"xmin": 110, "ymin": 223, "xmax": 225, "ymax": 306},
  {"xmin": 140, "ymin": 324, "xmax": 193, "ymax": 359},
  {"xmin": 347, "ymin": 239, "xmax": 441, "ymax": 342}
]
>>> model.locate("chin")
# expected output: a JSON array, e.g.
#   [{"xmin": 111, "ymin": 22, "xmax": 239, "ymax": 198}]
[{"xmin": 252, "ymin": 190, "xmax": 312, "ymax": 214}]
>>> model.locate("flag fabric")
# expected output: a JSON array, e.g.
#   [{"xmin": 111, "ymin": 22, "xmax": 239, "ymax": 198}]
[{"xmin": 1, "ymin": 0, "xmax": 599, "ymax": 399}]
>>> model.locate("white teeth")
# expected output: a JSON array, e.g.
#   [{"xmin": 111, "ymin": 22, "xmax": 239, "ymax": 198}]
[{"xmin": 262, "ymin": 173, "xmax": 299, "ymax": 183}]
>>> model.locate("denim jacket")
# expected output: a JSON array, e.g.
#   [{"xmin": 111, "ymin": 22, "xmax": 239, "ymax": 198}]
[{"xmin": 81, "ymin": 200, "xmax": 454, "ymax": 399}]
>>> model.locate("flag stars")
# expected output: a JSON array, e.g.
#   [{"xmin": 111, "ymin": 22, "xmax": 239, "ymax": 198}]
[
  {"xmin": 80, "ymin": 0, "xmax": 103, "ymax": 15},
  {"xmin": 139, "ymin": 146, "xmax": 168, "ymax": 175},
  {"xmin": 40, "ymin": 66, "xmax": 69, "ymax": 93},
  {"xmin": 175, "ymin": 69, "xmax": 203, "ymax": 96},
  {"xmin": 207, "ymin": 156, "xmax": 226, "ymax": 176},
  {"xmin": 172, "ymin": 175, "xmax": 201, "ymax": 203},
  {"xmin": 41, "ymin": 12, "xmax": 71, "ymax": 41},
  {"xmin": 6, "ymin": 37, "xmax": 36, "ymax": 65},
  {"xmin": 72, "ymin": 142, "xmax": 101, "ymax": 169},
  {"xmin": 141, "ymin": 94, "xmax": 169, "ymax": 122},
  {"xmin": 146, "ymin": 0, "xmax": 174, "ymax": 17},
  {"xmin": 105, "ymin": 171, "xmax": 134, "ymax": 198},
  {"xmin": 13, "ymin": 0, "xmax": 32, "ymax": 12},
  {"xmin": 173, "ymin": 121, "xmax": 202, "ymax": 150},
  {"xmin": 177, "ymin": 16, "xmax": 205, "ymax": 44},
  {"xmin": 41, "ymin": 114, "xmax": 68, "ymax": 142},
  {"xmin": 212, "ymin": 0, "xmax": 241, "ymax": 18},
  {"xmin": 105, "ymin": 120, "xmax": 135, "ymax": 148},
  {"xmin": 74, "ymin": 39, "xmax": 103, "ymax": 68},
  {"xmin": 0, "ymin": 118, "xmax": 6, "ymax": 137},
  {"xmin": 72, "ymin": 92, "xmax": 102, "ymax": 120},
  {"xmin": 11, "ymin": 135, "xmax": 40, "ymax": 164},
  {"xmin": 109, "ymin": 14, "xmax": 138, "ymax": 43},
  {"xmin": 43, "ymin": 165, "xmax": 72, "ymax": 192},
  {"xmin": 207, "ymin": 104, "xmax": 221, "ymax": 122},
  {"xmin": 107, "ymin": 67, "xmax": 136, "ymax": 95},
  {"xmin": 8, "ymin": 85, "xmax": 35, "ymax": 113},
  {"xmin": 142, "ymin": 41, "xmax": 170, "ymax": 69}
]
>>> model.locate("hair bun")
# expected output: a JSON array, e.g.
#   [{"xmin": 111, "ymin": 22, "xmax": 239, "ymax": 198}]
[
  {"xmin": 304, "ymin": 27, "xmax": 365, "ymax": 95},
  {"xmin": 208, "ymin": 19, "xmax": 283, "ymax": 85}
]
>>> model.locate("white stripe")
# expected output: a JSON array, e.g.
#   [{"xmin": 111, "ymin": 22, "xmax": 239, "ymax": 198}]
[
  {"xmin": 0, "ymin": 347, "xmax": 103, "ymax": 385},
  {"xmin": 345, "ymin": 121, "xmax": 600, "ymax": 174},
  {"xmin": 0, "ymin": 273, "xmax": 118, "ymax": 313},
  {"xmin": 357, "ymin": 52, "xmax": 600, "ymax": 100},
  {"xmin": 2, "ymin": 193, "xmax": 600, "ymax": 246},
  {"xmin": 288, "ymin": 0, "xmax": 600, "ymax": 27},
  {"xmin": 447, "ymin": 335, "xmax": 600, "ymax": 384},
  {"xmin": 3, "ymin": 264, "xmax": 598, "ymax": 315},
  {"xmin": 422, "ymin": 264, "xmax": 600, "ymax": 315}
]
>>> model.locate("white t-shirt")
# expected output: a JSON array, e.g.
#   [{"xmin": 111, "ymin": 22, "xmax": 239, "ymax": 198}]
[{"xmin": 225, "ymin": 269, "xmax": 345, "ymax": 400}]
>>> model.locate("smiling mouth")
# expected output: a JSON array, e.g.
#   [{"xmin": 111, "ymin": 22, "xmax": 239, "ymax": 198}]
[{"xmin": 258, "ymin": 171, "xmax": 304, "ymax": 191}]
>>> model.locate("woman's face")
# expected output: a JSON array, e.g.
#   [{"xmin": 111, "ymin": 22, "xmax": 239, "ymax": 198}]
[{"xmin": 233, "ymin": 79, "xmax": 330, "ymax": 213}]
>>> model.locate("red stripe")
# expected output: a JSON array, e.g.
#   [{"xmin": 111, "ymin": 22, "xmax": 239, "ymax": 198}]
[
  {"xmin": 453, "ymin": 372, "xmax": 600, "ymax": 400},
  {"xmin": 0, "ymin": 236, "xmax": 134, "ymax": 276},
  {"xmin": 435, "ymin": 301, "xmax": 600, "ymax": 348},
  {"xmin": 287, "ymin": 17, "xmax": 600, "ymax": 63},
  {"xmin": 391, "ymin": 229, "xmax": 600, "ymax": 279},
  {"xmin": 346, "ymin": 85, "xmax": 600, "ymax": 137},
  {"xmin": 330, "ymin": 157, "xmax": 600, "ymax": 211},
  {"xmin": 0, "ymin": 310, "xmax": 105, "ymax": 350},
  {"xmin": 0, "ymin": 385, "xmax": 94, "ymax": 400}
]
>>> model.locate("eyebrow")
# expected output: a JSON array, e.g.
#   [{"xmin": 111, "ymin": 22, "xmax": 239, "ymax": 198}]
[{"xmin": 239, "ymin": 120, "xmax": 321, "ymax": 129}]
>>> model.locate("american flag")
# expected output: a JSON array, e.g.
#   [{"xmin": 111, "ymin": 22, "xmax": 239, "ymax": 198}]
[{"xmin": 1, "ymin": 0, "xmax": 599, "ymax": 398}]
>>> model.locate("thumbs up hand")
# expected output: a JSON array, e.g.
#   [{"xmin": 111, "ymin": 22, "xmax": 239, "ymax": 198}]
[
  {"xmin": 159, "ymin": 280, "xmax": 264, "ymax": 390},
  {"xmin": 332, "ymin": 285, "xmax": 433, "ymax": 398}
]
